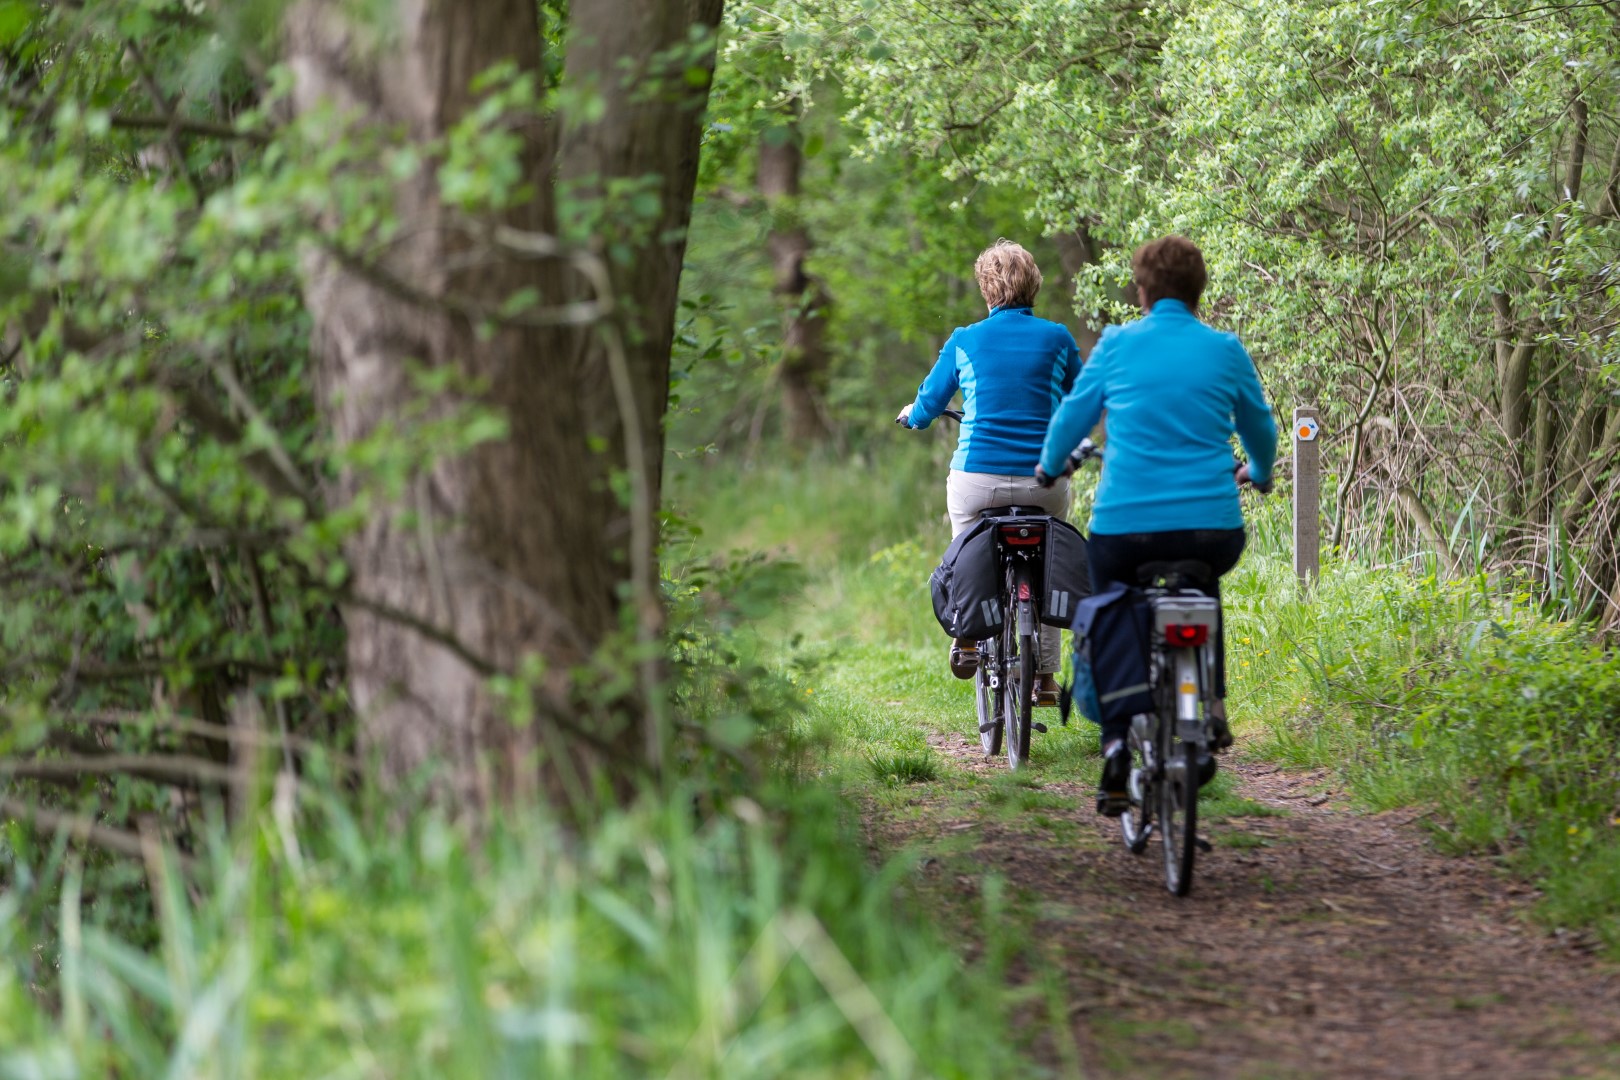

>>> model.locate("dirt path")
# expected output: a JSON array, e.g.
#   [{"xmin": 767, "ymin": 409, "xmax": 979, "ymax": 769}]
[{"xmin": 871, "ymin": 731, "xmax": 1620, "ymax": 1079}]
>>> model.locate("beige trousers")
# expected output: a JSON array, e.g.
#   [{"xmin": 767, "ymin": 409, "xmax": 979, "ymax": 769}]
[{"xmin": 945, "ymin": 470, "xmax": 1071, "ymax": 673}]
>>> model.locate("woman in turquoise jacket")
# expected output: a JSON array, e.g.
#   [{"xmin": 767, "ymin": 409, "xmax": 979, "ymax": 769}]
[
  {"xmin": 899, "ymin": 239, "xmax": 1083, "ymax": 701},
  {"xmin": 1038, "ymin": 236, "xmax": 1278, "ymax": 812}
]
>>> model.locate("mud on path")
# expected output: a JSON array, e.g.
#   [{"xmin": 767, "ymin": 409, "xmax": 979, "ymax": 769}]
[{"xmin": 870, "ymin": 731, "xmax": 1620, "ymax": 1079}]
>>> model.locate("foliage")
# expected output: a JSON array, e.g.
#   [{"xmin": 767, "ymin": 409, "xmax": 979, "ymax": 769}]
[
  {"xmin": 775, "ymin": 0, "xmax": 1620, "ymax": 621},
  {"xmin": 674, "ymin": 8, "xmax": 1095, "ymax": 455}
]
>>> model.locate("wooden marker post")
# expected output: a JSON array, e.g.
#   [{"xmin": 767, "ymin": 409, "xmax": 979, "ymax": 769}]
[{"xmin": 1293, "ymin": 406, "xmax": 1321, "ymax": 585}]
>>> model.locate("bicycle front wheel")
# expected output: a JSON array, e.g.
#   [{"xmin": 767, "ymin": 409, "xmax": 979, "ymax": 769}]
[
  {"xmin": 1004, "ymin": 633, "xmax": 1035, "ymax": 770},
  {"xmin": 1159, "ymin": 734, "xmax": 1199, "ymax": 896}
]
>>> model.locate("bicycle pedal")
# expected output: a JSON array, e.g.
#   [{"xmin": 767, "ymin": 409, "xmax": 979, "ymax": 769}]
[
  {"xmin": 1032, "ymin": 722, "xmax": 1048, "ymax": 734},
  {"xmin": 978, "ymin": 721, "xmax": 999, "ymax": 734},
  {"xmin": 1194, "ymin": 837, "xmax": 1213, "ymax": 853}
]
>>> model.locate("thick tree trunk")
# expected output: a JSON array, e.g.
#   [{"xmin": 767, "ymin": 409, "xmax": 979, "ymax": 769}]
[
  {"xmin": 758, "ymin": 110, "xmax": 833, "ymax": 443},
  {"xmin": 560, "ymin": 0, "xmax": 723, "ymax": 499},
  {"xmin": 286, "ymin": 0, "xmax": 720, "ymax": 811}
]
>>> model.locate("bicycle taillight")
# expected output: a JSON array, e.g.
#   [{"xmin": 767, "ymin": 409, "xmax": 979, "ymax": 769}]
[
  {"xmin": 999, "ymin": 523, "xmax": 1045, "ymax": 547},
  {"xmin": 1163, "ymin": 624, "xmax": 1209, "ymax": 647}
]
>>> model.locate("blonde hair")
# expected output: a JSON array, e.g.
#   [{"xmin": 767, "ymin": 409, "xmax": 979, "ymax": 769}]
[{"xmin": 974, "ymin": 239, "xmax": 1042, "ymax": 309}]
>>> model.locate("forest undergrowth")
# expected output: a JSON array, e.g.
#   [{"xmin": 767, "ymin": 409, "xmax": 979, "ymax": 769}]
[{"xmin": 0, "ymin": 452, "xmax": 1028, "ymax": 1077}]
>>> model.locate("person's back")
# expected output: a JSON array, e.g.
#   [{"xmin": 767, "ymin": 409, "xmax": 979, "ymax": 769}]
[
  {"xmin": 1079, "ymin": 302, "xmax": 1270, "ymax": 535},
  {"xmin": 937, "ymin": 308, "xmax": 1080, "ymax": 475}
]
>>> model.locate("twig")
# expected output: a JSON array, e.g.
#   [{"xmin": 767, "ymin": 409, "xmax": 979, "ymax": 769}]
[
  {"xmin": 0, "ymin": 753, "xmax": 240, "ymax": 788},
  {"xmin": 63, "ymin": 709, "xmax": 354, "ymax": 769},
  {"xmin": 0, "ymin": 797, "xmax": 196, "ymax": 873},
  {"xmin": 108, "ymin": 113, "xmax": 269, "ymax": 144},
  {"xmin": 1068, "ymin": 966, "xmax": 1232, "ymax": 1009}
]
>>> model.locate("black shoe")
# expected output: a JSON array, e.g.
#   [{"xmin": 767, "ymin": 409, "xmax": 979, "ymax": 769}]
[
  {"xmin": 1096, "ymin": 740, "xmax": 1131, "ymax": 817},
  {"xmin": 1209, "ymin": 712, "xmax": 1234, "ymax": 752},
  {"xmin": 1197, "ymin": 751, "xmax": 1217, "ymax": 787},
  {"xmin": 948, "ymin": 642, "xmax": 980, "ymax": 680}
]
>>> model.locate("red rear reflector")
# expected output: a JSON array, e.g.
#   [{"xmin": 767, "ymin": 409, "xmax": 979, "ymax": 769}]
[
  {"xmin": 1164, "ymin": 624, "xmax": 1209, "ymax": 647},
  {"xmin": 999, "ymin": 524, "xmax": 1045, "ymax": 546}
]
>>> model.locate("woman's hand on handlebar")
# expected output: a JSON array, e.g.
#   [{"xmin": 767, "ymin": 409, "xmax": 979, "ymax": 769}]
[
  {"xmin": 893, "ymin": 405, "xmax": 962, "ymax": 428},
  {"xmin": 1036, "ymin": 439, "xmax": 1099, "ymax": 488},
  {"xmin": 1234, "ymin": 462, "xmax": 1274, "ymax": 495}
]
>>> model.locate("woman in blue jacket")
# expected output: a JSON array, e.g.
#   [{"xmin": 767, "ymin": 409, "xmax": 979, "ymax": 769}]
[
  {"xmin": 898, "ymin": 240, "xmax": 1083, "ymax": 702},
  {"xmin": 1038, "ymin": 236, "xmax": 1277, "ymax": 812}
]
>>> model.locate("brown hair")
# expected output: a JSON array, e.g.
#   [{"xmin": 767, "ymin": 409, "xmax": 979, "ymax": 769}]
[
  {"xmin": 1132, "ymin": 235, "xmax": 1208, "ymax": 311},
  {"xmin": 974, "ymin": 239, "xmax": 1042, "ymax": 309}
]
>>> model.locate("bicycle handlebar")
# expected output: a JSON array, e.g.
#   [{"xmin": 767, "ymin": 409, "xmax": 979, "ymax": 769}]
[
  {"xmin": 1034, "ymin": 438, "xmax": 1100, "ymax": 488},
  {"xmin": 1233, "ymin": 460, "xmax": 1274, "ymax": 496},
  {"xmin": 894, "ymin": 407, "xmax": 964, "ymax": 427}
]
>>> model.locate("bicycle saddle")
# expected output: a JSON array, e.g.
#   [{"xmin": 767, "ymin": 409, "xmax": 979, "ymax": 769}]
[
  {"xmin": 978, "ymin": 504, "xmax": 1050, "ymax": 519},
  {"xmin": 1136, "ymin": 560, "xmax": 1213, "ymax": 588}
]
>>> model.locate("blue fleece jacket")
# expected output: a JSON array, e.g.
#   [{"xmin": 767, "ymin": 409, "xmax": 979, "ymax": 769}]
[
  {"xmin": 906, "ymin": 306, "xmax": 1082, "ymax": 474},
  {"xmin": 1039, "ymin": 299, "xmax": 1278, "ymax": 534}
]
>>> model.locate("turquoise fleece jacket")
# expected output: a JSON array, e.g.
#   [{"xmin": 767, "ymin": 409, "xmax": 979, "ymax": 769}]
[
  {"xmin": 1039, "ymin": 299, "xmax": 1278, "ymax": 534},
  {"xmin": 906, "ymin": 306, "xmax": 1082, "ymax": 474}
]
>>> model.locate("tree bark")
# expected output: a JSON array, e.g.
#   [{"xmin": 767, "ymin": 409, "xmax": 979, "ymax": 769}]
[
  {"xmin": 758, "ymin": 108, "xmax": 833, "ymax": 443},
  {"xmin": 1051, "ymin": 224, "xmax": 1105, "ymax": 357},
  {"xmin": 286, "ymin": 0, "xmax": 721, "ymax": 812},
  {"xmin": 560, "ymin": 0, "xmax": 723, "ymax": 485}
]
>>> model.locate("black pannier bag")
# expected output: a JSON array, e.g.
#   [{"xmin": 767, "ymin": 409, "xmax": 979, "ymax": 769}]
[
  {"xmin": 1070, "ymin": 583, "xmax": 1153, "ymax": 730},
  {"xmin": 1041, "ymin": 518, "xmax": 1091, "ymax": 627},
  {"xmin": 928, "ymin": 519, "xmax": 1005, "ymax": 640}
]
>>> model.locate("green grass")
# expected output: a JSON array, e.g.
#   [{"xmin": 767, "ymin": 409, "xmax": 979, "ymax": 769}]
[
  {"xmin": 866, "ymin": 750, "xmax": 942, "ymax": 785},
  {"xmin": 0, "ymin": 444, "xmax": 1039, "ymax": 1077},
  {"xmin": 0, "ymin": 781, "xmax": 1025, "ymax": 1078}
]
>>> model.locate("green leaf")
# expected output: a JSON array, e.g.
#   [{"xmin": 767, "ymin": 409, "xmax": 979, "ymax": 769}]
[{"xmin": 0, "ymin": 1, "xmax": 32, "ymax": 46}]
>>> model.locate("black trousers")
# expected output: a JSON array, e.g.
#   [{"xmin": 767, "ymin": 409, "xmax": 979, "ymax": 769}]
[{"xmin": 1087, "ymin": 528, "xmax": 1247, "ymax": 702}]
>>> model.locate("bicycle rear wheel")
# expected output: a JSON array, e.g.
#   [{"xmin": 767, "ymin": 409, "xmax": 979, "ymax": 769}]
[
  {"xmin": 1159, "ymin": 733, "xmax": 1198, "ymax": 895},
  {"xmin": 1004, "ymin": 633, "xmax": 1036, "ymax": 769},
  {"xmin": 975, "ymin": 638, "xmax": 1002, "ymax": 757}
]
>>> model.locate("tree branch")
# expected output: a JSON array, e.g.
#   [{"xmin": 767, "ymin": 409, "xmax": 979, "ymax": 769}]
[{"xmin": 0, "ymin": 797, "xmax": 196, "ymax": 873}]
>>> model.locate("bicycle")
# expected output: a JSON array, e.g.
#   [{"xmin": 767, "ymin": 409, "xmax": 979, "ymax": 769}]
[
  {"xmin": 971, "ymin": 503, "xmax": 1055, "ymax": 770},
  {"xmin": 1049, "ymin": 441, "xmax": 1253, "ymax": 896},
  {"xmin": 1118, "ymin": 561, "xmax": 1220, "ymax": 895},
  {"xmin": 901, "ymin": 407, "xmax": 1074, "ymax": 770}
]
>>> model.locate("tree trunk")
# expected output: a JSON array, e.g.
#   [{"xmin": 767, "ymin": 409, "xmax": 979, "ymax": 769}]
[
  {"xmin": 758, "ymin": 108, "xmax": 833, "ymax": 443},
  {"xmin": 286, "ymin": 0, "xmax": 721, "ymax": 812},
  {"xmin": 1051, "ymin": 224, "xmax": 1105, "ymax": 358},
  {"xmin": 560, "ymin": 0, "xmax": 722, "ymax": 492}
]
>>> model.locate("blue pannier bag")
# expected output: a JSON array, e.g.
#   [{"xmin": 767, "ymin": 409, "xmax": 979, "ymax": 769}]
[
  {"xmin": 1068, "ymin": 647, "xmax": 1103, "ymax": 725},
  {"xmin": 1069, "ymin": 583, "xmax": 1153, "ymax": 730}
]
